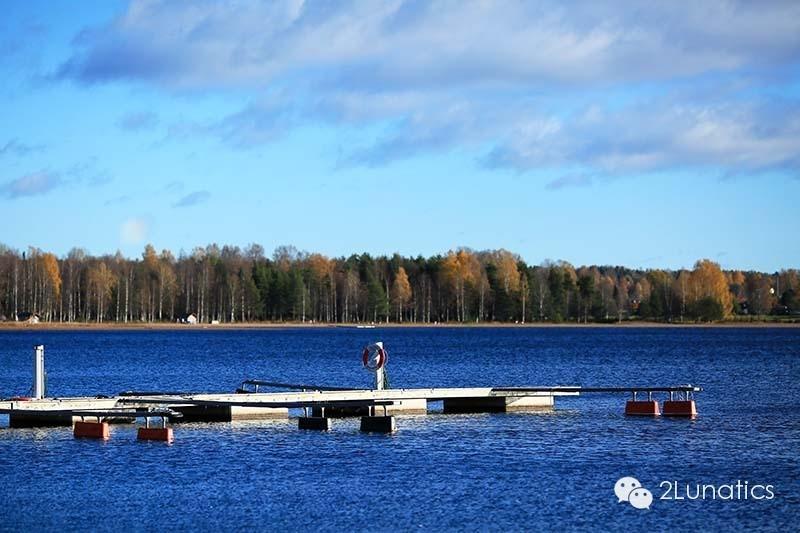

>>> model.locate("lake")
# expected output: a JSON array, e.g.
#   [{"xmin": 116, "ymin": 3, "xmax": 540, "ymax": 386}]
[{"xmin": 0, "ymin": 326, "xmax": 798, "ymax": 531}]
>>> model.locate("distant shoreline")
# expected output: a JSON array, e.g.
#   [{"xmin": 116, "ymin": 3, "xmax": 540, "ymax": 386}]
[{"xmin": 0, "ymin": 320, "xmax": 797, "ymax": 331}]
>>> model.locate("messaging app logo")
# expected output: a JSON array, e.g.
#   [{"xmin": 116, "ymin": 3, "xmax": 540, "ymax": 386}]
[{"xmin": 615, "ymin": 476, "xmax": 653, "ymax": 510}]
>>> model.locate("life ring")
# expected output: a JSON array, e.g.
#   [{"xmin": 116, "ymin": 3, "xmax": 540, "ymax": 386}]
[{"xmin": 362, "ymin": 343, "xmax": 387, "ymax": 371}]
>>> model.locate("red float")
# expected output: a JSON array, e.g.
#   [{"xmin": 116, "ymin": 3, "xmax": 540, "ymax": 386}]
[
  {"xmin": 625, "ymin": 400, "xmax": 661, "ymax": 416},
  {"xmin": 137, "ymin": 427, "xmax": 174, "ymax": 442},
  {"xmin": 663, "ymin": 400, "xmax": 697, "ymax": 417},
  {"xmin": 74, "ymin": 421, "xmax": 110, "ymax": 439}
]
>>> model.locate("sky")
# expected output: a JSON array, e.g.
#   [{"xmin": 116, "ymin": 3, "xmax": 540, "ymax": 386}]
[{"xmin": 1, "ymin": 0, "xmax": 799, "ymax": 272}]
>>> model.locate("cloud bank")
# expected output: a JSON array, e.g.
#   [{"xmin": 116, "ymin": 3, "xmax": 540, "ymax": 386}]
[{"xmin": 56, "ymin": 0, "xmax": 800, "ymax": 183}]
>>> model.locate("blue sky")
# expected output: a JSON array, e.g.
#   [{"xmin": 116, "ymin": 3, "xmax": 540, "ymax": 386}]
[{"xmin": 1, "ymin": 0, "xmax": 798, "ymax": 271}]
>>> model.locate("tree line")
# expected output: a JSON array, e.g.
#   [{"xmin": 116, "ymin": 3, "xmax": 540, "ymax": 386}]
[{"xmin": 0, "ymin": 243, "xmax": 797, "ymax": 324}]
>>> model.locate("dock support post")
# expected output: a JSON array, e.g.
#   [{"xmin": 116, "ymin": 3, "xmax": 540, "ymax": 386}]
[
  {"xmin": 360, "ymin": 415, "xmax": 396, "ymax": 433},
  {"xmin": 298, "ymin": 417, "xmax": 332, "ymax": 430}
]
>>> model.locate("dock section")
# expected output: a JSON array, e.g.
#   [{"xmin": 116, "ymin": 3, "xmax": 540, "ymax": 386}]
[
  {"xmin": 0, "ymin": 345, "xmax": 702, "ymax": 434},
  {"xmin": 1, "ymin": 384, "xmax": 702, "ymax": 426},
  {"xmin": 119, "ymin": 386, "xmax": 577, "ymax": 419}
]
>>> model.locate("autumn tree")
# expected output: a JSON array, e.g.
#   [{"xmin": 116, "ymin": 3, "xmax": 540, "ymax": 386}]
[
  {"xmin": 745, "ymin": 273, "xmax": 774, "ymax": 315},
  {"xmin": 777, "ymin": 269, "xmax": 799, "ymax": 306},
  {"xmin": 489, "ymin": 250, "xmax": 520, "ymax": 321},
  {"xmin": 519, "ymin": 269, "xmax": 530, "ymax": 323},
  {"xmin": 39, "ymin": 253, "xmax": 61, "ymax": 321},
  {"xmin": 614, "ymin": 274, "xmax": 631, "ymax": 322},
  {"xmin": 391, "ymin": 266, "xmax": 412, "ymax": 322},
  {"xmin": 307, "ymin": 253, "xmax": 334, "ymax": 322},
  {"xmin": 673, "ymin": 270, "xmax": 691, "ymax": 322},
  {"xmin": 141, "ymin": 244, "xmax": 159, "ymax": 321},
  {"xmin": 688, "ymin": 259, "xmax": 733, "ymax": 320},
  {"xmin": 598, "ymin": 274, "xmax": 616, "ymax": 320},
  {"xmin": 158, "ymin": 249, "xmax": 177, "ymax": 321},
  {"xmin": 441, "ymin": 250, "xmax": 482, "ymax": 322},
  {"xmin": 88, "ymin": 262, "xmax": 115, "ymax": 322},
  {"xmin": 493, "ymin": 250, "xmax": 520, "ymax": 294},
  {"xmin": 643, "ymin": 270, "xmax": 673, "ymax": 321}
]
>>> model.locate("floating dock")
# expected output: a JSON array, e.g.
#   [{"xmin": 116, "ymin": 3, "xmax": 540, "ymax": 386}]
[{"xmin": 0, "ymin": 345, "xmax": 702, "ymax": 438}]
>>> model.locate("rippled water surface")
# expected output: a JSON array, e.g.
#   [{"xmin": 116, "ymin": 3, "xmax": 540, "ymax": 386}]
[{"xmin": 1, "ymin": 327, "xmax": 798, "ymax": 531}]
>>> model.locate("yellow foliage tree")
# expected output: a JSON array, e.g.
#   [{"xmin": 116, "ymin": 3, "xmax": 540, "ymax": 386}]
[
  {"xmin": 673, "ymin": 270, "xmax": 692, "ymax": 321},
  {"xmin": 441, "ymin": 250, "xmax": 482, "ymax": 321},
  {"xmin": 492, "ymin": 249, "xmax": 520, "ymax": 294},
  {"xmin": 306, "ymin": 253, "xmax": 335, "ymax": 322},
  {"xmin": 89, "ymin": 262, "xmax": 116, "ymax": 322},
  {"xmin": 158, "ymin": 251, "xmax": 177, "ymax": 320},
  {"xmin": 688, "ymin": 259, "xmax": 733, "ymax": 317},
  {"xmin": 391, "ymin": 267, "xmax": 412, "ymax": 322},
  {"xmin": 307, "ymin": 253, "xmax": 333, "ymax": 282},
  {"xmin": 39, "ymin": 252, "xmax": 62, "ymax": 321}
]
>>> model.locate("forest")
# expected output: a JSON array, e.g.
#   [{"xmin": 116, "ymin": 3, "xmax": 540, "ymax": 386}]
[{"xmin": 0, "ymin": 243, "xmax": 797, "ymax": 324}]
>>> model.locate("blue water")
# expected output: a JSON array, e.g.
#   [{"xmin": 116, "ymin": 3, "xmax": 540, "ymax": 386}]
[{"xmin": 0, "ymin": 327, "xmax": 798, "ymax": 531}]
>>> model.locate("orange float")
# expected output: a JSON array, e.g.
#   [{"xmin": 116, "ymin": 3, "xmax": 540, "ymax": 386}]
[
  {"xmin": 137, "ymin": 427, "xmax": 174, "ymax": 442},
  {"xmin": 74, "ymin": 421, "xmax": 110, "ymax": 439},
  {"xmin": 625, "ymin": 400, "xmax": 661, "ymax": 416},
  {"xmin": 663, "ymin": 400, "xmax": 697, "ymax": 417}
]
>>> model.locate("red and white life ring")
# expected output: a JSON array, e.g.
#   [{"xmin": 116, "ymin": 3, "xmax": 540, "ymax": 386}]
[{"xmin": 362, "ymin": 342, "xmax": 387, "ymax": 371}]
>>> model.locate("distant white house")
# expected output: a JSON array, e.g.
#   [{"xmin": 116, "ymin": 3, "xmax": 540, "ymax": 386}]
[
  {"xmin": 178, "ymin": 313, "xmax": 198, "ymax": 324},
  {"xmin": 17, "ymin": 312, "xmax": 40, "ymax": 324}
]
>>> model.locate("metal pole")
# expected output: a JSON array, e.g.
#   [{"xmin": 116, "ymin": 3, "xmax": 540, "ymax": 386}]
[
  {"xmin": 373, "ymin": 342, "xmax": 385, "ymax": 390},
  {"xmin": 33, "ymin": 345, "xmax": 45, "ymax": 399}
]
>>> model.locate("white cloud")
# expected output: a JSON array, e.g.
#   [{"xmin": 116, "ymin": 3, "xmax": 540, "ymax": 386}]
[
  {"xmin": 485, "ymin": 101, "xmax": 800, "ymax": 176},
  {"xmin": 54, "ymin": 0, "xmax": 800, "ymax": 183},
  {"xmin": 1, "ymin": 171, "xmax": 62, "ymax": 198},
  {"xmin": 58, "ymin": 1, "xmax": 800, "ymax": 90},
  {"xmin": 173, "ymin": 190, "xmax": 210, "ymax": 208},
  {"xmin": 0, "ymin": 138, "xmax": 42, "ymax": 157}
]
